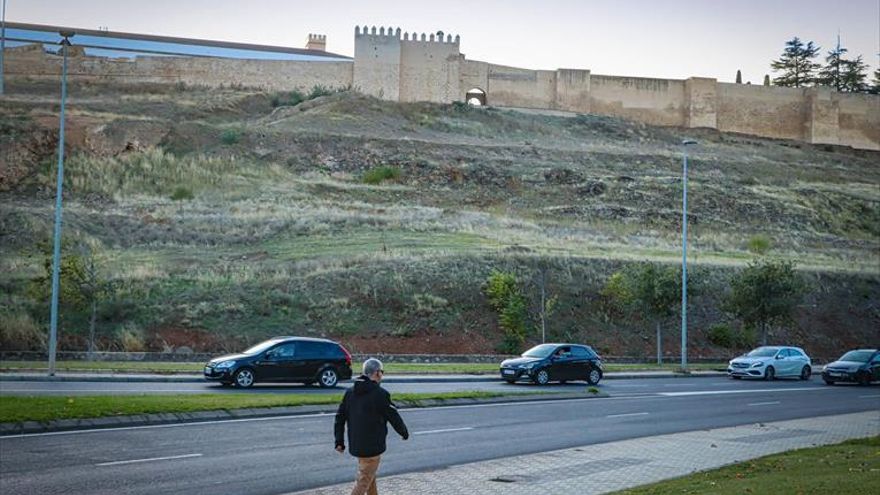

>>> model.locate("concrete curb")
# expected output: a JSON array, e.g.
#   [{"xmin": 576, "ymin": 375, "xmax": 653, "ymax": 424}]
[
  {"xmin": 0, "ymin": 370, "xmax": 728, "ymax": 383},
  {"xmin": 0, "ymin": 392, "xmax": 606, "ymax": 436}
]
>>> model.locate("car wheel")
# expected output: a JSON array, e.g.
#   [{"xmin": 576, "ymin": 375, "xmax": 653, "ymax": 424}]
[
  {"xmin": 824, "ymin": 379, "xmax": 835, "ymax": 385},
  {"xmin": 764, "ymin": 366, "xmax": 775, "ymax": 381},
  {"xmin": 857, "ymin": 372, "xmax": 871, "ymax": 386},
  {"xmin": 586, "ymin": 368, "xmax": 602, "ymax": 385},
  {"xmin": 533, "ymin": 369, "xmax": 550, "ymax": 385},
  {"xmin": 799, "ymin": 366, "xmax": 811, "ymax": 381},
  {"xmin": 234, "ymin": 368, "xmax": 255, "ymax": 388},
  {"xmin": 319, "ymin": 368, "xmax": 339, "ymax": 388}
]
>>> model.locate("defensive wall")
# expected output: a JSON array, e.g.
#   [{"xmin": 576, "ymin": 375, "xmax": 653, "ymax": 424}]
[{"xmin": 4, "ymin": 25, "xmax": 878, "ymax": 150}]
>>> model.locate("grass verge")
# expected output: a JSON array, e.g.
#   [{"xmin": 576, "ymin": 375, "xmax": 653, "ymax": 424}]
[
  {"xmin": 612, "ymin": 436, "xmax": 879, "ymax": 495},
  {"xmin": 0, "ymin": 391, "xmax": 517, "ymax": 424},
  {"xmin": 0, "ymin": 361, "xmax": 726, "ymax": 374}
]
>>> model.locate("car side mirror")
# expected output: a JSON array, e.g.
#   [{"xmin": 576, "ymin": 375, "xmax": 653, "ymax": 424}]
[{"xmin": 775, "ymin": 355, "xmax": 784, "ymax": 360}]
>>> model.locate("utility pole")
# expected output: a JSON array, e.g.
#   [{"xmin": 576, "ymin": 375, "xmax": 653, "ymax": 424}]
[
  {"xmin": 1, "ymin": 0, "xmax": 7, "ymax": 95},
  {"xmin": 48, "ymin": 31, "xmax": 75, "ymax": 376}
]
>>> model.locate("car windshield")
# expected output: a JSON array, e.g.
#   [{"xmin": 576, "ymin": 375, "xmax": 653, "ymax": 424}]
[
  {"xmin": 243, "ymin": 339, "xmax": 282, "ymax": 355},
  {"xmin": 840, "ymin": 350, "xmax": 873, "ymax": 363},
  {"xmin": 522, "ymin": 344, "xmax": 557, "ymax": 358},
  {"xmin": 746, "ymin": 347, "xmax": 779, "ymax": 358}
]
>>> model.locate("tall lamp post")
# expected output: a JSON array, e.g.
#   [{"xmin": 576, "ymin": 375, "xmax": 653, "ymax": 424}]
[
  {"xmin": 1, "ymin": 0, "xmax": 7, "ymax": 95},
  {"xmin": 48, "ymin": 30, "xmax": 75, "ymax": 376},
  {"xmin": 680, "ymin": 139, "xmax": 697, "ymax": 372}
]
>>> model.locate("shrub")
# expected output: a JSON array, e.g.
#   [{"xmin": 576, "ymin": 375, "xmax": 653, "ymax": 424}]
[
  {"xmin": 362, "ymin": 166, "xmax": 401, "ymax": 185},
  {"xmin": 117, "ymin": 323, "xmax": 146, "ymax": 352},
  {"xmin": 220, "ymin": 128, "xmax": 242, "ymax": 145},
  {"xmin": 169, "ymin": 186, "xmax": 194, "ymax": 201},
  {"xmin": 747, "ymin": 234, "xmax": 772, "ymax": 255},
  {"xmin": 308, "ymin": 84, "xmax": 336, "ymax": 99},
  {"xmin": 707, "ymin": 323, "xmax": 735, "ymax": 348},
  {"xmin": 0, "ymin": 311, "xmax": 46, "ymax": 350},
  {"xmin": 485, "ymin": 270, "xmax": 528, "ymax": 354},
  {"xmin": 269, "ymin": 89, "xmax": 306, "ymax": 108}
]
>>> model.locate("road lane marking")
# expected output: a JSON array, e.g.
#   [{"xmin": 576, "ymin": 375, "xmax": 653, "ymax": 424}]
[
  {"xmin": 413, "ymin": 427, "xmax": 474, "ymax": 435},
  {"xmin": 659, "ymin": 388, "xmax": 824, "ymax": 397},
  {"xmin": 748, "ymin": 401, "xmax": 781, "ymax": 406},
  {"xmin": 858, "ymin": 394, "xmax": 880, "ymax": 399},
  {"xmin": 95, "ymin": 453, "xmax": 202, "ymax": 466},
  {"xmin": 605, "ymin": 412, "xmax": 649, "ymax": 419}
]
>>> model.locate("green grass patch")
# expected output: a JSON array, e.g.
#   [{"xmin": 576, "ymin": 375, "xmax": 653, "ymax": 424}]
[
  {"xmin": 362, "ymin": 166, "xmax": 401, "ymax": 185},
  {"xmin": 612, "ymin": 436, "xmax": 880, "ymax": 495},
  {"xmin": 0, "ymin": 391, "xmax": 508, "ymax": 423}
]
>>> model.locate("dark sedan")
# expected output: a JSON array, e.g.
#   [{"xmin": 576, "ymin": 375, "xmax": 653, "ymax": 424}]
[
  {"xmin": 822, "ymin": 349, "xmax": 880, "ymax": 385},
  {"xmin": 500, "ymin": 343, "xmax": 603, "ymax": 385},
  {"xmin": 204, "ymin": 336, "xmax": 353, "ymax": 388}
]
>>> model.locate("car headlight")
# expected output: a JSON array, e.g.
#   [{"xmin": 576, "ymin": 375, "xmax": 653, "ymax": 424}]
[
  {"xmin": 751, "ymin": 362, "xmax": 764, "ymax": 368},
  {"xmin": 524, "ymin": 362, "xmax": 538, "ymax": 369},
  {"xmin": 215, "ymin": 360, "xmax": 236, "ymax": 369}
]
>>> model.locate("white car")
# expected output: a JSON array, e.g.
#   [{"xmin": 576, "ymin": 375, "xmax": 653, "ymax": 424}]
[{"xmin": 727, "ymin": 346, "xmax": 812, "ymax": 380}]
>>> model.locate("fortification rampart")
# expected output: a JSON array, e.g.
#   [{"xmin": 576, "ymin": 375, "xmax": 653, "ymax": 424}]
[{"xmin": 4, "ymin": 26, "xmax": 878, "ymax": 150}]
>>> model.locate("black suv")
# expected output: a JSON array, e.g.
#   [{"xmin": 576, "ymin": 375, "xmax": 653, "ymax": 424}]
[
  {"xmin": 500, "ymin": 343, "xmax": 603, "ymax": 385},
  {"xmin": 204, "ymin": 337, "xmax": 353, "ymax": 388}
]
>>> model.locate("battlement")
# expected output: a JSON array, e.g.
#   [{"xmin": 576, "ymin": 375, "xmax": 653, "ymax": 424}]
[
  {"xmin": 354, "ymin": 25, "xmax": 460, "ymax": 45},
  {"xmin": 305, "ymin": 33, "xmax": 326, "ymax": 51}
]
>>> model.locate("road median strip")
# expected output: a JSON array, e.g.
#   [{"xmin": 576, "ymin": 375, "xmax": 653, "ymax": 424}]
[{"xmin": 0, "ymin": 390, "xmax": 607, "ymax": 436}]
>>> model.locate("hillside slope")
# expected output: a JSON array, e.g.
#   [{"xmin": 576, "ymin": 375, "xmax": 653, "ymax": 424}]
[{"xmin": 1, "ymin": 81, "xmax": 878, "ymax": 358}]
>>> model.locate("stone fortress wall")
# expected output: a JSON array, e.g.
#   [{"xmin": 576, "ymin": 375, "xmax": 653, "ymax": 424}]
[{"xmin": 5, "ymin": 25, "xmax": 879, "ymax": 150}]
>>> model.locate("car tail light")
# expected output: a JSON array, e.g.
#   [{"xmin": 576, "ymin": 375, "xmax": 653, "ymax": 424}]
[{"xmin": 340, "ymin": 345, "xmax": 352, "ymax": 366}]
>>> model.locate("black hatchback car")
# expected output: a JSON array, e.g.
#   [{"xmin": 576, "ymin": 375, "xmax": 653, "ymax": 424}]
[
  {"xmin": 500, "ymin": 343, "xmax": 603, "ymax": 385},
  {"xmin": 822, "ymin": 349, "xmax": 880, "ymax": 385},
  {"xmin": 204, "ymin": 336, "xmax": 353, "ymax": 388}
]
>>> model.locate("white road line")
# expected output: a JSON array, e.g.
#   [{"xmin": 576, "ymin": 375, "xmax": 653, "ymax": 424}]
[
  {"xmin": 659, "ymin": 388, "xmax": 825, "ymax": 397},
  {"xmin": 605, "ymin": 412, "xmax": 649, "ymax": 419},
  {"xmin": 95, "ymin": 453, "xmax": 202, "ymax": 467},
  {"xmin": 858, "ymin": 394, "xmax": 880, "ymax": 399},
  {"xmin": 413, "ymin": 427, "xmax": 474, "ymax": 435},
  {"xmin": 748, "ymin": 401, "xmax": 781, "ymax": 406}
]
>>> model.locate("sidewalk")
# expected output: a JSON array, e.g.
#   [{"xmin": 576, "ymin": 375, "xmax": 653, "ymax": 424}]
[
  {"xmin": 0, "ymin": 370, "xmax": 726, "ymax": 383},
  {"xmin": 287, "ymin": 411, "xmax": 880, "ymax": 495}
]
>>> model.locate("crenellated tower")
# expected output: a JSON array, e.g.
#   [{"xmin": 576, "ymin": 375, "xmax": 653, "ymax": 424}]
[{"xmin": 353, "ymin": 25, "xmax": 462, "ymax": 102}]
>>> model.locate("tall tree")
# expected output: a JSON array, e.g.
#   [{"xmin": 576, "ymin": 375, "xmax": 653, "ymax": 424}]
[
  {"xmin": 840, "ymin": 55, "xmax": 869, "ymax": 92},
  {"xmin": 817, "ymin": 38, "xmax": 848, "ymax": 91},
  {"xmin": 726, "ymin": 259, "xmax": 805, "ymax": 346},
  {"xmin": 771, "ymin": 37, "xmax": 821, "ymax": 88},
  {"xmin": 603, "ymin": 263, "xmax": 683, "ymax": 364},
  {"xmin": 763, "ymin": 74, "xmax": 770, "ymax": 86},
  {"xmin": 735, "ymin": 70, "xmax": 742, "ymax": 84}
]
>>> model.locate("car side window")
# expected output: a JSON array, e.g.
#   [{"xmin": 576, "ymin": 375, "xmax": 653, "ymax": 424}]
[
  {"xmin": 572, "ymin": 347, "xmax": 589, "ymax": 358},
  {"xmin": 272, "ymin": 343, "xmax": 296, "ymax": 358},
  {"xmin": 778, "ymin": 349, "xmax": 790, "ymax": 358},
  {"xmin": 297, "ymin": 341, "xmax": 325, "ymax": 359},
  {"xmin": 554, "ymin": 347, "xmax": 572, "ymax": 358}
]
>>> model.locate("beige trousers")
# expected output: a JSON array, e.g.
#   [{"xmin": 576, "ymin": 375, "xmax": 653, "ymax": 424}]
[{"xmin": 351, "ymin": 455, "xmax": 381, "ymax": 495}]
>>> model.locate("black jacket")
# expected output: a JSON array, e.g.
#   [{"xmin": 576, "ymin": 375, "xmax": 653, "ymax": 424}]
[{"xmin": 334, "ymin": 375, "xmax": 409, "ymax": 457}]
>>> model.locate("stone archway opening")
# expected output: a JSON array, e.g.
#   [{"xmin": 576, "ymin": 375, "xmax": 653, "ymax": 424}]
[{"xmin": 465, "ymin": 88, "xmax": 486, "ymax": 106}]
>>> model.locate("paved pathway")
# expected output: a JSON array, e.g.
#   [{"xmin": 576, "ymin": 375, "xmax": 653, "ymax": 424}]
[{"xmin": 288, "ymin": 411, "xmax": 879, "ymax": 495}]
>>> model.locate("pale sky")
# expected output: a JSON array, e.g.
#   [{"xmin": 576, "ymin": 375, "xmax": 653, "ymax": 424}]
[{"xmin": 5, "ymin": 0, "xmax": 879, "ymax": 82}]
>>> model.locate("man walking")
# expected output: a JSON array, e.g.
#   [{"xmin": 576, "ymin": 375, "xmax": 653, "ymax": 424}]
[{"xmin": 335, "ymin": 358, "xmax": 409, "ymax": 495}]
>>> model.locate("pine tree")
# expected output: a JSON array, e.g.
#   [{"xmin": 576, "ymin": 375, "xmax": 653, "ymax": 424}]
[
  {"xmin": 770, "ymin": 37, "xmax": 821, "ymax": 87},
  {"xmin": 735, "ymin": 70, "xmax": 742, "ymax": 84},
  {"xmin": 871, "ymin": 68, "xmax": 880, "ymax": 94},
  {"xmin": 817, "ymin": 39, "xmax": 848, "ymax": 91},
  {"xmin": 840, "ymin": 56, "xmax": 868, "ymax": 92}
]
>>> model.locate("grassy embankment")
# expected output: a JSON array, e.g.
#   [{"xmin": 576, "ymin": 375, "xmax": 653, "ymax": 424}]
[{"xmin": 612, "ymin": 436, "xmax": 879, "ymax": 495}]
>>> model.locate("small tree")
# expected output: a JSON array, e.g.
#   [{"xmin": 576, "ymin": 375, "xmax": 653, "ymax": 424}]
[
  {"xmin": 817, "ymin": 40, "xmax": 848, "ymax": 91},
  {"xmin": 726, "ymin": 259, "xmax": 805, "ymax": 346},
  {"xmin": 840, "ymin": 56, "xmax": 868, "ymax": 93},
  {"xmin": 603, "ymin": 263, "xmax": 683, "ymax": 364},
  {"xmin": 76, "ymin": 245, "xmax": 112, "ymax": 359},
  {"xmin": 771, "ymin": 37, "xmax": 821, "ymax": 88},
  {"xmin": 871, "ymin": 68, "xmax": 880, "ymax": 94},
  {"xmin": 485, "ymin": 270, "xmax": 528, "ymax": 354},
  {"xmin": 763, "ymin": 74, "xmax": 771, "ymax": 86},
  {"xmin": 533, "ymin": 264, "xmax": 558, "ymax": 344},
  {"xmin": 735, "ymin": 70, "xmax": 742, "ymax": 84}
]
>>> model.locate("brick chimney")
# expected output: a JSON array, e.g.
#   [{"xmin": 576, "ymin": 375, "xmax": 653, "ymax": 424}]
[{"xmin": 306, "ymin": 34, "xmax": 327, "ymax": 51}]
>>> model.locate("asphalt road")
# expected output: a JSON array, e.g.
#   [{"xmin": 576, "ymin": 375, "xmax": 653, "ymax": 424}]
[{"xmin": 2, "ymin": 379, "xmax": 878, "ymax": 495}]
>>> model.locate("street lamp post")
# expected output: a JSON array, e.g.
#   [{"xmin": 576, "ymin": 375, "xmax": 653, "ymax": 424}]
[
  {"xmin": 48, "ymin": 31, "xmax": 75, "ymax": 376},
  {"xmin": 680, "ymin": 139, "xmax": 697, "ymax": 372},
  {"xmin": 1, "ymin": 0, "xmax": 7, "ymax": 95}
]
